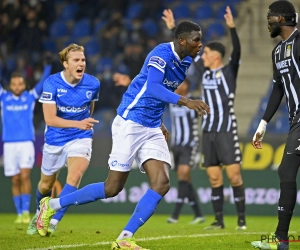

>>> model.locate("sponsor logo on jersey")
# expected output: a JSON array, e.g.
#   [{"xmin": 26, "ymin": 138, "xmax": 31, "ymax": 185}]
[
  {"xmin": 57, "ymin": 105, "xmax": 88, "ymax": 113},
  {"xmin": 57, "ymin": 88, "xmax": 67, "ymax": 93},
  {"xmin": 86, "ymin": 91, "xmax": 92, "ymax": 99},
  {"xmin": 6, "ymin": 104, "xmax": 28, "ymax": 111},
  {"xmin": 286, "ymin": 44, "xmax": 291, "ymax": 57},
  {"xmin": 163, "ymin": 78, "xmax": 180, "ymax": 88},
  {"xmin": 40, "ymin": 92, "xmax": 52, "ymax": 101},
  {"xmin": 149, "ymin": 56, "xmax": 166, "ymax": 69}
]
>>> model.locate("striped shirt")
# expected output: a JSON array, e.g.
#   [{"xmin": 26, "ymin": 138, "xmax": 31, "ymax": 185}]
[
  {"xmin": 193, "ymin": 28, "xmax": 241, "ymax": 132},
  {"xmin": 263, "ymin": 29, "xmax": 300, "ymax": 123},
  {"xmin": 169, "ymin": 94, "xmax": 199, "ymax": 147}
]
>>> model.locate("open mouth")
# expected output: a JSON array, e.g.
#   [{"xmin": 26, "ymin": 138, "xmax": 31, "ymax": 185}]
[{"xmin": 76, "ymin": 68, "xmax": 84, "ymax": 74}]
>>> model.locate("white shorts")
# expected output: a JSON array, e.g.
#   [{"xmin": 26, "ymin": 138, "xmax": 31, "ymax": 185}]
[
  {"xmin": 41, "ymin": 138, "xmax": 92, "ymax": 176},
  {"xmin": 108, "ymin": 115, "xmax": 171, "ymax": 173},
  {"xmin": 3, "ymin": 141, "xmax": 35, "ymax": 176}
]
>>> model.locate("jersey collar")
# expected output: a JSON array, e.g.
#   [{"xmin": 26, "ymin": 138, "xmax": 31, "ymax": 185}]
[{"xmin": 60, "ymin": 71, "xmax": 82, "ymax": 87}]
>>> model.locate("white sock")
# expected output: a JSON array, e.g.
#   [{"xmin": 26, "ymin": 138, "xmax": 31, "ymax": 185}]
[
  {"xmin": 50, "ymin": 219, "xmax": 59, "ymax": 226},
  {"xmin": 117, "ymin": 230, "xmax": 133, "ymax": 240},
  {"xmin": 49, "ymin": 198, "xmax": 61, "ymax": 211}
]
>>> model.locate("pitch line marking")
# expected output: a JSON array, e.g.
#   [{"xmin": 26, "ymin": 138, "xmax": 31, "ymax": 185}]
[{"xmin": 23, "ymin": 231, "xmax": 272, "ymax": 250}]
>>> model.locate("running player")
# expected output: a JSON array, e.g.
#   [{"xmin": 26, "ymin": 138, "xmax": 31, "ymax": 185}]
[
  {"xmin": 26, "ymin": 43, "xmax": 100, "ymax": 236},
  {"xmin": 35, "ymin": 21, "xmax": 209, "ymax": 249}
]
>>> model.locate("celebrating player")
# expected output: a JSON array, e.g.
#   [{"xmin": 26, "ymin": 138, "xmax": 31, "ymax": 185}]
[
  {"xmin": 1, "ymin": 64, "xmax": 51, "ymax": 224},
  {"xmin": 35, "ymin": 21, "xmax": 209, "ymax": 249},
  {"xmin": 26, "ymin": 43, "xmax": 100, "ymax": 236},
  {"xmin": 251, "ymin": 1, "xmax": 299, "ymax": 249}
]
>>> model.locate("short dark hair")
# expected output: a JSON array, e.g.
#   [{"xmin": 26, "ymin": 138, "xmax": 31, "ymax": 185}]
[
  {"xmin": 175, "ymin": 21, "xmax": 201, "ymax": 39},
  {"xmin": 205, "ymin": 41, "xmax": 226, "ymax": 58},
  {"xmin": 10, "ymin": 72, "xmax": 24, "ymax": 79},
  {"xmin": 269, "ymin": 0, "xmax": 296, "ymax": 14},
  {"xmin": 269, "ymin": 0, "xmax": 297, "ymax": 25}
]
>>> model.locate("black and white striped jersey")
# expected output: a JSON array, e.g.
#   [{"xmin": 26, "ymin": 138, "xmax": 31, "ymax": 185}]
[
  {"xmin": 169, "ymin": 94, "xmax": 199, "ymax": 147},
  {"xmin": 263, "ymin": 29, "xmax": 300, "ymax": 123},
  {"xmin": 193, "ymin": 28, "xmax": 241, "ymax": 132}
]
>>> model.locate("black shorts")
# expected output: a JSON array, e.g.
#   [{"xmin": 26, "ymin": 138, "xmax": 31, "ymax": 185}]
[
  {"xmin": 202, "ymin": 131, "xmax": 242, "ymax": 168},
  {"xmin": 285, "ymin": 112, "xmax": 300, "ymax": 154},
  {"xmin": 171, "ymin": 145, "xmax": 200, "ymax": 171}
]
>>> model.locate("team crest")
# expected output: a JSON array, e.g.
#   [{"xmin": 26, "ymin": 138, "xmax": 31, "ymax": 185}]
[
  {"xmin": 215, "ymin": 70, "xmax": 222, "ymax": 78},
  {"xmin": 286, "ymin": 45, "xmax": 291, "ymax": 57},
  {"xmin": 86, "ymin": 91, "xmax": 92, "ymax": 99}
]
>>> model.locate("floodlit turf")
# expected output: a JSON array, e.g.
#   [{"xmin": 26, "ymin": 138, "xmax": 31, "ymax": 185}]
[{"xmin": 0, "ymin": 214, "xmax": 300, "ymax": 250}]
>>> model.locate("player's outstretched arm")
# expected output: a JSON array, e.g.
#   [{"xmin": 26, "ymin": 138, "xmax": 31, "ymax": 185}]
[
  {"xmin": 43, "ymin": 103, "xmax": 99, "ymax": 130},
  {"xmin": 178, "ymin": 97, "xmax": 210, "ymax": 117},
  {"xmin": 252, "ymin": 120, "xmax": 267, "ymax": 149},
  {"xmin": 162, "ymin": 9, "xmax": 176, "ymax": 30},
  {"xmin": 32, "ymin": 64, "xmax": 52, "ymax": 98}
]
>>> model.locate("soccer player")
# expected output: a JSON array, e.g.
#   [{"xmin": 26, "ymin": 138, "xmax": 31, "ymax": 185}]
[
  {"xmin": 251, "ymin": 1, "xmax": 299, "ymax": 250},
  {"xmin": 35, "ymin": 21, "xmax": 209, "ymax": 249},
  {"xmin": 26, "ymin": 43, "xmax": 100, "ymax": 236},
  {"xmin": 0, "ymin": 64, "xmax": 52, "ymax": 224},
  {"xmin": 167, "ymin": 79, "xmax": 205, "ymax": 224},
  {"xmin": 162, "ymin": 6, "xmax": 246, "ymax": 230}
]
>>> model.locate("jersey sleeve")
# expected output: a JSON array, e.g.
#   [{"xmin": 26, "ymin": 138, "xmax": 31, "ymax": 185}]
[
  {"xmin": 147, "ymin": 46, "xmax": 169, "ymax": 74},
  {"xmin": 228, "ymin": 28, "xmax": 241, "ymax": 78},
  {"xmin": 0, "ymin": 83, "xmax": 5, "ymax": 100},
  {"xmin": 39, "ymin": 77, "xmax": 56, "ymax": 104}
]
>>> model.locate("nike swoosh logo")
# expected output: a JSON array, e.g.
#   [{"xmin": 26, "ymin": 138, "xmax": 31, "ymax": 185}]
[
  {"xmin": 287, "ymin": 152, "xmax": 293, "ymax": 154},
  {"xmin": 139, "ymin": 218, "xmax": 145, "ymax": 224},
  {"xmin": 57, "ymin": 94, "xmax": 65, "ymax": 97}
]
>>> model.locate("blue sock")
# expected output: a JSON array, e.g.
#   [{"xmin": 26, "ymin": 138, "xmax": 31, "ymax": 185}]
[
  {"xmin": 60, "ymin": 182, "xmax": 106, "ymax": 208},
  {"xmin": 124, "ymin": 189, "xmax": 162, "ymax": 234},
  {"xmin": 36, "ymin": 188, "xmax": 52, "ymax": 211},
  {"xmin": 13, "ymin": 196, "xmax": 22, "ymax": 215},
  {"xmin": 21, "ymin": 194, "xmax": 31, "ymax": 212},
  {"xmin": 52, "ymin": 184, "xmax": 77, "ymax": 221}
]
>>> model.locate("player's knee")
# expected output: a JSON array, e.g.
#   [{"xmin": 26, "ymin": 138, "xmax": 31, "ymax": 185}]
[
  {"xmin": 229, "ymin": 174, "xmax": 242, "ymax": 186},
  {"xmin": 104, "ymin": 183, "xmax": 123, "ymax": 198},
  {"xmin": 151, "ymin": 180, "xmax": 170, "ymax": 196},
  {"xmin": 38, "ymin": 180, "xmax": 54, "ymax": 194},
  {"xmin": 11, "ymin": 175, "xmax": 21, "ymax": 187},
  {"xmin": 208, "ymin": 175, "xmax": 221, "ymax": 186}
]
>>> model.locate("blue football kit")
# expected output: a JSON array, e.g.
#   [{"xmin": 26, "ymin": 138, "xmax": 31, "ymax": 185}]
[
  {"xmin": 0, "ymin": 65, "xmax": 52, "ymax": 142},
  {"xmin": 117, "ymin": 42, "xmax": 192, "ymax": 128},
  {"xmin": 39, "ymin": 72, "xmax": 100, "ymax": 146}
]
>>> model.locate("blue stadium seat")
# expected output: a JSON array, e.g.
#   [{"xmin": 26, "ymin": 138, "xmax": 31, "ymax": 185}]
[
  {"xmin": 142, "ymin": 19, "xmax": 159, "ymax": 37},
  {"xmin": 206, "ymin": 22, "xmax": 226, "ymax": 40},
  {"xmin": 96, "ymin": 57, "xmax": 113, "ymax": 73},
  {"xmin": 125, "ymin": 3, "xmax": 142, "ymax": 19},
  {"xmin": 194, "ymin": 4, "xmax": 214, "ymax": 20},
  {"xmin": 94, "ymin": 20, "xmax": 107, "ymax": 35},
  {"xmin": 49, "ymin": 20, "xmax": 68, "ymax": 38},
  {"xmin": 63, "ymin": 38, "xmax": 80, "ymax": 48},
  {"xmin": 5, "ymin": 57, "xmax": 16, "ymax": 72},
  {"xmin": 42, "ymin": 39, "xmax": 56, "ymax": 53},
  {"xmin": 85, "ymin": 39, "xmax": 100, "ymax": 56},
  {"xmin": 71, "ymin": 19, "xmax": 90, "ymax": 38},
  {"xmin": 173, "ymin": 4, "xmax": 190, "ymax": 19},
  {"xmin": 60, "ymin": 3, "xmax": 79, "ymax": 21}
]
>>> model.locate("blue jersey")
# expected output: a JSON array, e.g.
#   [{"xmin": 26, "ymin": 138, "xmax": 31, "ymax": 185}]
[
  {"xmin": 0, "ymin": 65, "xmax": 52, "ymax": 142},
  {"xmin": 39, "ymin": 72, "xmax": 100, "ymax": 146},
  {"xmin": 117, "ymin": 42, "xmax": 192, "ymax": 128}
]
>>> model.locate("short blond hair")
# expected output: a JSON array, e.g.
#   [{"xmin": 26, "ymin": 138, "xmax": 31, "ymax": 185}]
[{"xmin": 59, "ymin": 43, "xmax": 84, "ymax": 64}]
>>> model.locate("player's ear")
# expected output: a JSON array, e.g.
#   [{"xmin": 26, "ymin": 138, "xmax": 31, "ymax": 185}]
[
  {"xmin": 179, "ymin": 37, "xmax": 186, "ymax": 46},
  {"xmin": 63, "ymin": 60, "xmax": 68, "ymax": 69}
]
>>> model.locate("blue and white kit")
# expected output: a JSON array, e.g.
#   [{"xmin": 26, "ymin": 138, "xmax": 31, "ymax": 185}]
[
  {"xmin": 110, "ymin": 42, "xmax": 193, "ymax": 172},
  {"xmin": 39, "ymin": 72, "xmax": 100, "ymax": 175}
]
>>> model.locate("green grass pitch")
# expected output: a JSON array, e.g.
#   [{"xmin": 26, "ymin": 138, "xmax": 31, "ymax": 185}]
[{"xmin": 0, "ymin": 214, "xmax": 300, "ymax": 250}]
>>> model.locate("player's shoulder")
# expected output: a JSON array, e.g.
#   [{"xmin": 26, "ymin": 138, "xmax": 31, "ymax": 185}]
[
  {"xmin": 83, "ymin": 73, "xmax": 100, "ymax": 86},
  {"xmin": 150, "ymin": 42, "xmax": 172, "ymax": 57},
  {"xmin": 45, "ymin": 72, "xmax": 62, "ymax": 84}
]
